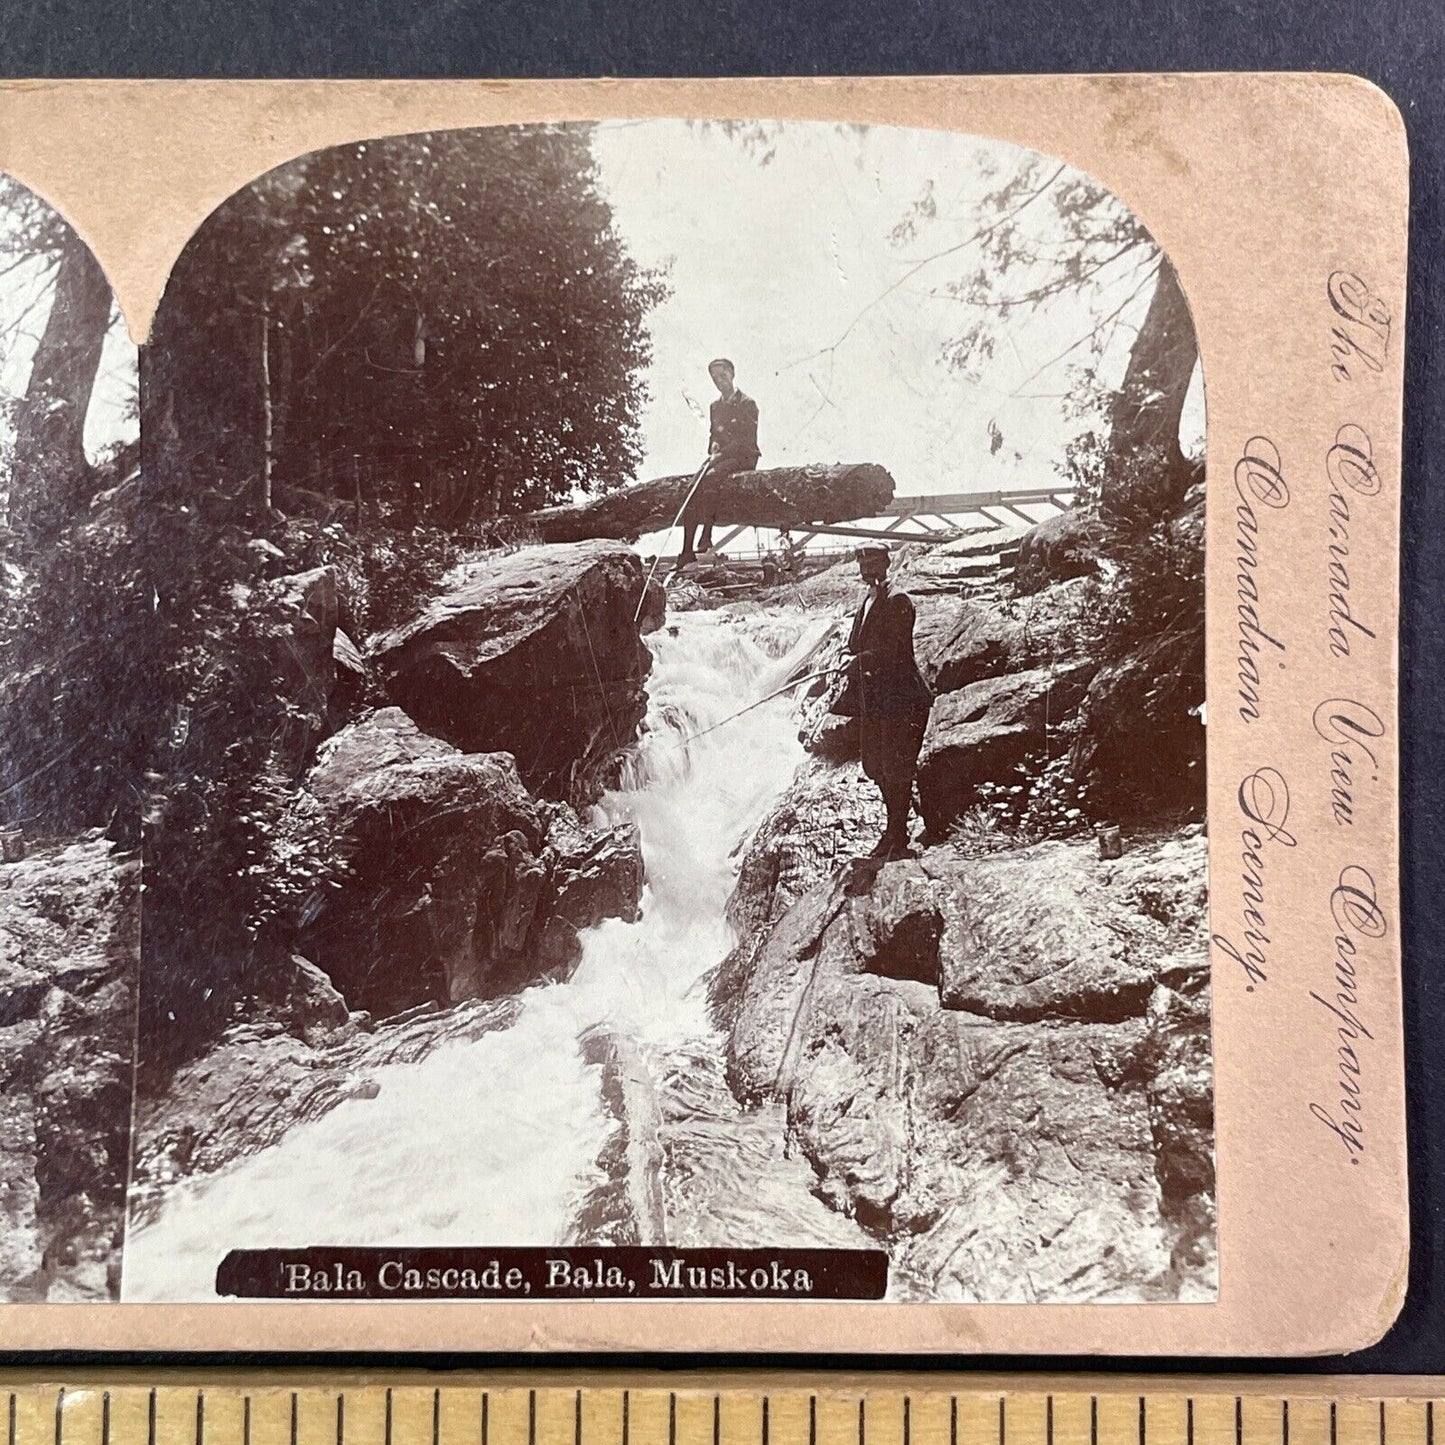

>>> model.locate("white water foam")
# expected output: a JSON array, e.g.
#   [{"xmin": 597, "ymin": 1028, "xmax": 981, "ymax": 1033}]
[{"xmin": 122, "ymin": 608, "xmax": 825, "ymax": 1300}]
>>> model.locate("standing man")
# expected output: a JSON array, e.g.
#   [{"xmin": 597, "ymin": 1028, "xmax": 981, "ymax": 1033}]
[
  {"xmin": 831, "ymin": 545, "xmax": 934, "ymax": 859},
  {"xmin": 679, "ymin": 357, "xmax": 761, "ymax": 565}
]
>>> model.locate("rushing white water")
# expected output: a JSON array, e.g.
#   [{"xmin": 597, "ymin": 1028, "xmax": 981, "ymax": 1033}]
[{"xmin": 122, "ymin": 608, "xmax": 825, "ymax": 1301}]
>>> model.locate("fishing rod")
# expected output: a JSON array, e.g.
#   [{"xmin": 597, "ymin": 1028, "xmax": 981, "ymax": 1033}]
[
  {"xmin": 633, "ymin": 455, "xmax": 716, "ymax": 623},
  {"xmin": 663, "ymin": 663, "xmax": 846, "ymax": 751}
]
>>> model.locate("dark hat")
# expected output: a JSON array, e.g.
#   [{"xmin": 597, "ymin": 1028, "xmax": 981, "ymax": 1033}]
[{"xmin": 707, "ymin": 357, "xmax": 736, "ymax": 375}]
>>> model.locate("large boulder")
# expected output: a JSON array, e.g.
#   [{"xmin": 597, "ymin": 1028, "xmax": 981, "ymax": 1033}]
[
  {"xmin": 256, "ymin": 564, "xmax": 339, "ymax": 718},
  {"xmin": 1012, "ymin": 508, "xmax": 1110, "ymax": 594},
  {"xmin": 718, "ymin": 828, "xmax": 1213, "ymax": 1301},
  {"xmin": 532, "ymin": 804, "xmax": 645, "ymax": 976},
  {"xmin": 369, "ymin": 540, "xmax": 651, "ymax": 801},
  {"xmin": 916, "ymin": 663, "xmax": 1095, "ymax": 832},
  {"xmin": 797, "ymin": 578, "xmax": 1098, "ymax": 765},
  {"xmin": 912, "ymin": 573, "xmax": 1098, "ymax": 691},
  {"xmin": 298, "ymin": 708, "xmax": 643, "ymax": 1015},
  {"xmin": 913, "ymin": 592, "xmax": 1016, "ymax": 694},
  {"xmin": 726, "ymin": 763, "xmax": 884, "ymax": 941},
  {"xmin": 710, "ymin": 764, "xmax": 883, "ymax": 1026},
  {"xmin": 923, "ymin": 838, "xmax": 1194, "ymax": 1022}
]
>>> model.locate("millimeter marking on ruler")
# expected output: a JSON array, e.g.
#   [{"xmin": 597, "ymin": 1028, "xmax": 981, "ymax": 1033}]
[{"xmin": 18, "ymin": 1384, "xmax": 1445, "ymax": 1445}]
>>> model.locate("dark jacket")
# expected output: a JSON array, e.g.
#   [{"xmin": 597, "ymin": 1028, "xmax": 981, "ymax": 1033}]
[
  {"xmin": 709, "ymin": 389, "xmax": 761, "ymax": 470},
  {"xmin": 831, "ymin": 584, "xmax": 934, "ymax": 721}
]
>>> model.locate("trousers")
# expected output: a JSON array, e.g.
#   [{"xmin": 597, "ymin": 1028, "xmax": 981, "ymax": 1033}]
[
  {"xmin": 859, "ymin": 714, "xmax": 926, "ymax": 840},
  {"xmin": 680, "ymin": 449, "xmax": 757, "ymax": 556}
]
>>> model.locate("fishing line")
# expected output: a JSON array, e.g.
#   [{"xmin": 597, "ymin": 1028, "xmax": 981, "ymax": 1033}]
[
  {"xmin": 659, "ymin": 664, "xmax": 845, "ymax": 753},
  {"xmin": 633, "ymin": 456, "xmax": 715, "ymax": 624}
]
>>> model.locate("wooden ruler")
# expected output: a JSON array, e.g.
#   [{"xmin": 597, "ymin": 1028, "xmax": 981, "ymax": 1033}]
[{"xmin": 1, "ymin": 1381, "xmax": 1441, "ymax": 1445}]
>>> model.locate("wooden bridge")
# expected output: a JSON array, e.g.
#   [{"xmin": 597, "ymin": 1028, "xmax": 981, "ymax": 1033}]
[{"xmin": 671, "ymin": 484, "xmax": 1076, "ymax": 562}]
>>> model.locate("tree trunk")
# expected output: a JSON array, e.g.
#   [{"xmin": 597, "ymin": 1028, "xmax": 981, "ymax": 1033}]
[
  {"xmin": 258, "ymin": 304, "xmax": 274, "ymax": 517},
  {"xmin": 1104, "ymin": 257, "xmax": 1198, "ymax": 511},
  {"xmin": 9, "ymin": 231, "xmax": 112, "ymax": 537},
  {"xmin": 507, "ymin": 462, "xmax": 896, "ymax": 545}
]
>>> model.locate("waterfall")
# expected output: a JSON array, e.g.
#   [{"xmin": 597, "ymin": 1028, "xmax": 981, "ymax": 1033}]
[{"xmin": 122, "ymin": 609, "xmax": 828, "ymax": 1301}]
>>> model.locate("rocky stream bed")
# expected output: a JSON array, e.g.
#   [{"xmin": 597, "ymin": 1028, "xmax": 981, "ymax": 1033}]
[{"xmin": 2, "ymin": 506, "xmax": 1213, "ymax": 1304}]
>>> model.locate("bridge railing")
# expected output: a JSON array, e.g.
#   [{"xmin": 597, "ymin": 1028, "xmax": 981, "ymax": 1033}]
[{"xmin": 656, "ymin": 485, "xmax": 1074, "ymax": 563}]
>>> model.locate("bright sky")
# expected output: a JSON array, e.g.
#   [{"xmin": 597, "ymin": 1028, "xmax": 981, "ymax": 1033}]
[
  {"xmin": 2, "ymin": 133, "xmax": 1203, "ymax": 512},
  {"xmin": 592, "ymin": 120, "xmax": 1203, "ymax": 497},
  {"xmin": 0, "ymin": 202, "xmax": 137, "ymax": 471}
]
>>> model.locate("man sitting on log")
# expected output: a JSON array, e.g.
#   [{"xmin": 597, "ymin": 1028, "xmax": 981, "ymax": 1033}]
[
  {"xmin": 831, "ymin": 544, "xmax": 935, "ymax": 860},
  {"xmin": 679, "ymin": 357, "xmax": 761, "ymax": 565}
]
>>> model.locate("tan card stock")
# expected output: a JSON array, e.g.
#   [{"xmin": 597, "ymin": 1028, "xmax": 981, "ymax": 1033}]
[{"xmin": 0, "ymin": 75, "xmax": 1407, "ymax": 1354}]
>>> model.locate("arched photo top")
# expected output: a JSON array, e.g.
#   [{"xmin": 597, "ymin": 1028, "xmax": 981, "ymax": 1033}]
[
  {"xmin": 142, "ymin": 119, "xmax": 1202, "ymax": 533},
  {"xmin": 0, "ymin": 173, "xmax": 137, "ymax": 537},
  {"xmin": 128, "ymin": 118, "xmax": 1215, "ymax": 1313}
]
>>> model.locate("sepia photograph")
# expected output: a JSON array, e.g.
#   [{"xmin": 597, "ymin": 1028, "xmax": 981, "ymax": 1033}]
[
  {"xmin": 14, "ymin": 117, "xmax": 1211, "ymax": 1305},
  {"xmin": 0, "ymin": 176, "xmax": 141, "ymax": 1301}
]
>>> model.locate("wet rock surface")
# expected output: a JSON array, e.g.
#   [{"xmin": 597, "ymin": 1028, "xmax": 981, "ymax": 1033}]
[
  {"xmin": 714, "ymin": 828, "xmax": 1214, "ymax": 1301},
  {"xmin": 0, "ymin": 838, "xmax": 137, "ymax": 1301},
  {"xmin": 710, "ymin": 763, "xmax": 884, "ymax": 1028},
  {"xmin": 130, "ymin": 995, "xmax": 521, "ymax": 1221},
  {"xmin": 114, "ymin": 482, "xmax": 1209, "ymax": 1304},
  {"xmin": 370, "ymin": 540, "xmax": 652, "ymax": 801},
  {"xmin": 637, "ymin": 577, "xmax": 668, "ymax": 635}
]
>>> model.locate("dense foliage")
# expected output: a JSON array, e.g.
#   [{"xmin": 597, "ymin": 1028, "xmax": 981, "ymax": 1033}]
[
  {"xmin": 0, "ymin": 181, "xmax": 139, "ymax": 837},
  {"xmin": 146, "ymin": 124, "xmax": 668, "ymax": 525},
  {"xmin": 136, "ymin": 125, "xmax": 667, "ymax": 1066},
  {"xmin": 0, "ymin": 130, "xmax": 667, "ymax": 1068}
]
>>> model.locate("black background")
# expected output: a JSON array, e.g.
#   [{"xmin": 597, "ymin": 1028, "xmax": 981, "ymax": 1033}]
[{"xmin": 0, "ymin": 0, "xmax": 1440, "ymax": 1375}]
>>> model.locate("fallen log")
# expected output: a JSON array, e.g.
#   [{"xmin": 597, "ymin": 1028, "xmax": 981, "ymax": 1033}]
[{"xmin": 506, "ymin": 462, "xmax": 896, "ymax": 545}]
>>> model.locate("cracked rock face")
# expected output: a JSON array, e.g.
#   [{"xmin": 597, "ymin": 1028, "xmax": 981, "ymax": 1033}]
[
  {"xmin": 916, "ymin": 663, "xmax": 1096, "ymax": 833},
  {"xmin": 715, "ymin": 822, "xmax": 1214, "ymax": 1302},
  {"xmin": 927, "ymin": 841, "xmax": 1166, "ymax": 1022},
  {"xmin": 300, "ymin": 707, "xmax": 643, "ymax": 1016}
]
